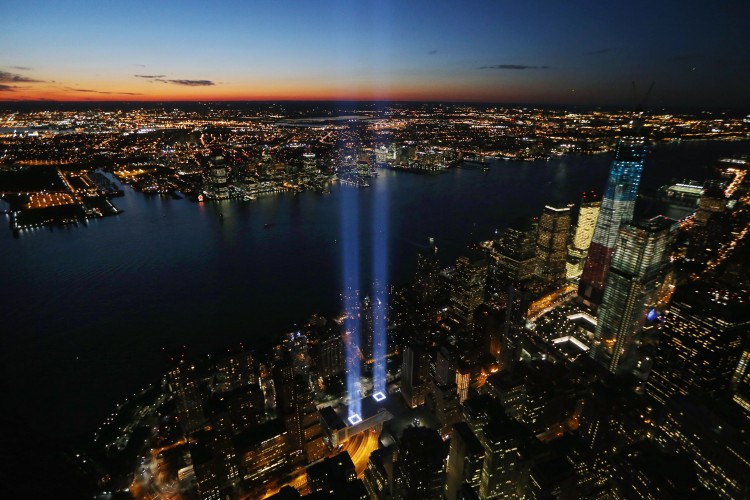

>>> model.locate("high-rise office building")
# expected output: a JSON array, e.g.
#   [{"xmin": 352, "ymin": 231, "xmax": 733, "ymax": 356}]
[
  {"xmin": 501, "ymin": 283, "xmax": 531, "ymax": 369},
  {"xmin": 446, "ymin": 422, "xmax": 484, "ymax": 500},
  {"xmin": 394, "ymin": 427, "xmax": 446, "ymax": 499},
  {"xmin": 306, "ymin": 451, "xmax": 357, "ymax": 493},
  {"xmin": 694, "ymin": 184, "xmax": 726, "ymax": 226},
  {"xmin": 567, "ymin": 192, "xmax": 601, "ymax": 279},
  {"xmin": 207, "ymin": 155, "xmax": 229, "ymax": 200},
  {"xmin": 215, "ymin": 350, "xmax": 257, "ymax": 393},
  {"xmin": 401, "ymin": 342, "xmax": 430, "ymax": 408},
  {"xmin": 310, "ymin": 328, "xmax": 345, "ymax": 379},
  {"xmin": 478, "ymin": 412, "xmax": 527, "ymax": 499},
  {"xmin": 647, "ymin": 283, "xmax": 750, "ymax": 405},
  {"xmin": 657, "ymin": 396, "xmax": 750, "ymax": 498},
  {"xmin": 535, "ymin": 205, "xmax": 572, "ymax": 288},
  {"xmin": 364, "ymin": 446, "xmax": 394, "ymax": 499},
  {"xmin": 168, "ymin": 362, "xmax": 207, "ymax": 435},
  {"xmin": 594, "ymin": 216, "xmax": 672, "ymax": 373},
  {"xmin": 579, "ymin": 122, "xmax": 648, "ymax": 307},
  {"xmin": 489, "ymin": 218, "xmax": 538, "ymax": 297},
  {"xmin": 450, "ymin": 250, "xmax": 489, "ymax": 328},
  {"xmin": 414, "ymin": 238, "xmax": 441, "ymax": 337}
]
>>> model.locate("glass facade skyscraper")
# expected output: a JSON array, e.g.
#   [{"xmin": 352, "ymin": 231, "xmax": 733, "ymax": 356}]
[
  {"xmin": 593, "ymin": 216, "xmax": 672, "ymax": 373},
  {"xmin": 579, "ymin": 123, "xmax": 647, "ymax": 307}
]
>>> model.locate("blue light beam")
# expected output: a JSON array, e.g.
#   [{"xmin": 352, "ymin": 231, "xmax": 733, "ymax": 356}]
[
  {"xmin": 341, "ymin": 185, "xmax": 362, "ymax": 419},
  {"xmin": 372, "ymin": 183, "xmax": 388, "ymax": 395}
]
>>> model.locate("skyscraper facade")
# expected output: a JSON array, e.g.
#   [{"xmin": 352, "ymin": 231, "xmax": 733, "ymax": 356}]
[
  {"xmin": 594, "ymin": 216, "xmax": 672, "ymax": 373},
  {"xmin": 401, "ymin": 343, "xmax": 430, "ymax": 408},
  {"xmin": 535, "ymin": 205, "xmax": 572, "ymax": 288},
  {"xmin": 579, "ymin": 124, "xmax": 647, "ymax": 307},
  {"xmin": 168, "ymin": 362, "xmax": 207, "ymax": 435},
  {"xmin": 647, "ymin": 283, "xmax": 750, "ymax": 405},
  {"xmin": 567, "ymin": 192, "xmax": 601, "ymax": 279},
  {"xmin": 450, "ymin": 250, "xmax": 489, "ymax": 328},
  {"xmin": 488, "ymin": 218, "xmax": 538, "ymax": 298}
]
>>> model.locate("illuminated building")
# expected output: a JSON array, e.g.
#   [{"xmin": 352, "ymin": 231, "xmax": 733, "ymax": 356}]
[
  {"xmin": 429, "ymin": 378, "xmax": 462, "ymax": 438},
  {"xmin": 189, "ymin": 429, "xmax": 223, "ymax": 500},
  {"xmin": 647, "ymin": 283, "xmax": 750, "ymax": 405},
  {"xmin": 694, "ymin": 184, "xmax": 726, "ymax": 226},
  {"xmin": 364, "ymin": 446, "xmax": 394, "ymax": 499},
  {"xmin": 237, "ymin": 419, "xmax": 290, "ymax": 488},
  {"xmin": 567, "ymin": 192, "xmax": 601, "ymax": 279},
  {"xmin": 401, "ymin": 343, "xmax": 430, "ymax": 408},
  {"xmin": 307, "ymin": 451, "xmax": 356, "ymax": 493},
  {"xmin": 456, "ymin": 364, "xmax": 472, "ymax": 404},
  {"xmin": 319, "ymin": 394, "xmax": 395, "ymax": 448},
  {"xmin": 528, "ymin": 456, "xmax": 575, "ymax": 500},
  {"xmin": 485, "ymin": 371, "xmax": 526, "ymax": 422},
  {"xmin": 502, "ymin": 283, "xmax": 531, "ymax": 368},
  {"xmin": 478, "ymin": 411, "xmax": 527, "ymax": 499},
  {"xmin": 446, "ymin": 422, "xmax": 484, "ymax": 500},
  {"xmin": 450, "ymin": 250, "xmax": 489, "ymax": 329},
  {"xmin": 488, "ymin": 218, "xmax": 538, "ymax": 298},
  {"xmin": 394, "ymin": 427, "xmax": 446, "ymax": 499},
  {"xmin": 168, "ymin": 362, "xmax": 207, "ymax": 436},
  {"xmin": 303, "ymin": 152, "xmax": 318, "ymax": 173},
  {"xmin": 656, "ymin": 396, "xmax": 750, "ymax": 498},
  {"xmin": 534, "ymin": 204, "xmax": 572, "ymax": 288},
  {"xmin": 215, "ymin": 350, "xmax": 257, "ymax": 393},
  {"xmin": 310, "ymin": 328, "xmax": 345, "ymax": 379},
  {"xmin": 212, "ymin": 385, "xmax": 265, "ymax": 433},
  {"xmin": 610, "ymin": 441, "xmax": 705, "ymax": 499},
  {"xmin": 413, "ymin": 237, "xmax": 440, "ymax": 338},
  {"xmin": 593, "ymin": 217, "xmax": 672, "ymax": 373},
  {"xmin": 579, "ymin": 122, "xmax": 648, "ymax": 307},
  {"xmin": 435, "ymin": 345, "xmax": 457, "ymax": 386},
  {"xmin": 732, "ymin": 339, "xmax": 750, "ymax": 418},
  {"xmin": 206, "ymin": 155, "xmax": 229, "ymax": 200}
]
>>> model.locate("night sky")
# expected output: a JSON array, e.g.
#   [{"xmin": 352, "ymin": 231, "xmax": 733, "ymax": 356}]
[{"xmin": 1, "ymin": 0, "xmax": 748, "ymax": 108}]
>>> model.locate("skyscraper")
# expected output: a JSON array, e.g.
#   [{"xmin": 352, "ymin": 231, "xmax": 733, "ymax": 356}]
[
  {"xmin": 567, "ymin": 192, "xmax": 601, "ymax": 279},
  {"xmin": 594, "ymin": 216, "xmax": 672, "ymax": 373},
  {"xmin": 401, "ymin": 342, "xmax": 430, "ymax": 408},
  {"xmin": 394, "ymin": 427, "xmax": 446, "ymax": 499},
  {"xmin": 446, "ymin": 422, "xmax": 484, "ymax": 500},
  {"xmin": 488, "ymin": 218, "xmax": 538, "ymax": 298},
  {"xmin": 535, "ymin": 205, "xmax": 572, "ymax": 288},
  {"xmin": 647, "ymin": 283, "xmax": 750, "ymax": 405},
  {"xmin": 413, "ymin": 237, "xmax": 441, "ymax": 338},
  {"xmin": 168, "ymin": 362, "xmax": 207, "ymax": 436},
  {"xmin": 579, "ymin": 122, "xmax": 648, "ymax": 307},
  {"xmin": 501, "ymin": 283, "xmax": 532, "ymax": 369},
  {"xmin": 450, "ymin": 250, "xmax": 489, "ymax": 329}
]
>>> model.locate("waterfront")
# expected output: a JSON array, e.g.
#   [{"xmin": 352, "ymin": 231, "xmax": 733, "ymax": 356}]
[{"xmin": 0, "ymin": 139, "xmax": 747, "ymax": 444}]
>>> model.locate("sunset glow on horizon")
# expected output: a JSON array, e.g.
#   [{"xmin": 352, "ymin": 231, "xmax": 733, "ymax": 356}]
[{"xmin": 2, "ymin": 0, "xmax": 749, "ymax": 108}]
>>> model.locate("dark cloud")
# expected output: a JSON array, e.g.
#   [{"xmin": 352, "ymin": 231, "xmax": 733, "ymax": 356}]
[
  {"xmin": 0, "ymin": 71, "xmax": 44, "ymax": 83},
  {"xmin": 478, "ymin": 64, "xmax": 550, "ymax": 70},
  {"xmin": 428, "ymin": 49, "xmax": 438, "ymax": 55},
  {"xmin": 135, "ymin": 75, "xmax": 216, "ymax": 86},
  {"xmin": 7, "ymin": 66, "xmax": 33, "ymax": 71},
  {"xmin": 65, "ymin": 87, "xmax": 142, "ymax": 95},
  {"xmin": 155, "ymin": 79, "xmax": 216, "ymax": 86},
  {"xmin": 135, "ymin": 64, "xmax": 147, "ymax": 67},
  {"xmin": 0, "ymin": 84, "xmax": 17, "ymax": 91},
  {"xmin": 585, "ymin": 48, "xmax": 617, "ymax": 55}
]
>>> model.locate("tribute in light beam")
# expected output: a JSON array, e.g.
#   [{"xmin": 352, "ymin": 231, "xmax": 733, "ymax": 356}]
[
  {"xmin": 372, "ymin": 183, "xmax": 389, "ymax": 395},
  {"xmin": 341, "ymin": 185, "xmax": 362, "ymax": 420}
]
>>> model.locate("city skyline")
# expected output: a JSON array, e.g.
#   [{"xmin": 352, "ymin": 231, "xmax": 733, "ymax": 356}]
[{"xmin": 2, "ymin": 1, "xmax": 749, "ymax": 108}]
